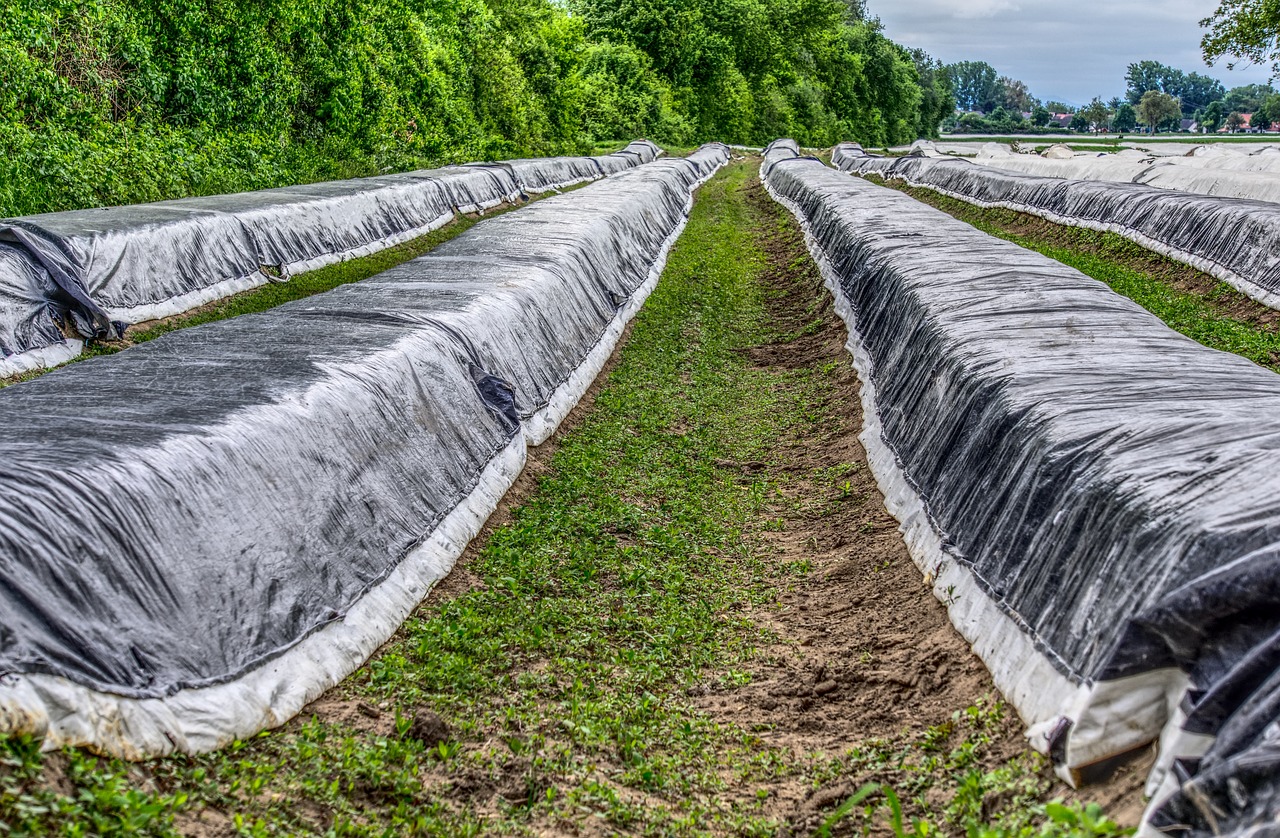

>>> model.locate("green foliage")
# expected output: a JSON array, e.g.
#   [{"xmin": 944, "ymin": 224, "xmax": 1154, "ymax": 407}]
[
  {"xmin": 946, "ymin": 60, "xmax": 1001, "ymax": 113},
  {"xmin": 1, "ymin": 733, "xmax": 183, "ymax": 835},
  {"xmin": 1223, "ymin": 82, "xmax": 1277, "ymax": 113},
  {"xmin": 1202, "ymin": 0, "xmax": 1280, "ymax": 77},
  {"xmin": 1136, "ymin": 90, "xmax": 1183, "ymax": 132},
  {"xmin": 1124, "ymin": 60, "xmax": 1224, "ymax": 116},
  {"xmin": 1, "ymin": 0, "xmax": 936, "ymax": 215},
  {"xmin": 1112, "ymin": 102, "xmax": 1137, "ymax": 132}
]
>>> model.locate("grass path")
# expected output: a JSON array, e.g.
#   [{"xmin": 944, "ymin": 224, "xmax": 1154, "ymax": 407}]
[{"xmin": 1, "ymin": 160, "xmax": 1134, "ymax": 837}]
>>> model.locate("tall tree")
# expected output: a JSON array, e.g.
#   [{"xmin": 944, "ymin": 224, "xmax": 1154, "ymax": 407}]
[
  {"xmin": 909, "ymin": 48, "xmax": 956, "ymax": 139},
  {"xmin": 1113, "ymin": 102, "xmax": 1138, "ymax": 131},
  {"xmin": 1200, "ymin": 100, "xmax": 1225, "ymax": 132},
  {"xmin": 1125, "ymin": 60, "xmax": 1223, "ymax": 116},
  {"xmin": 1253, "ymin": 94, "xmax": 1280, "ymax": 130},
  {"xmin": 1224, "ymin": 83, "xmax": 1276, "ymax": 113},
  {"xmin": 1081, "ymin": 97, "xmax": 1110, "ymax": 132},
  {"xmin": 998, "ymin": 76, "xmax": 1032, "ymax": 112},
  {"xmin": 1138, "ymin": 90, "xmax": 1183, "ymax": 132},
  {"xmin": 945, "ymin": 60, "xmax": 1001, "ymax": 112}
]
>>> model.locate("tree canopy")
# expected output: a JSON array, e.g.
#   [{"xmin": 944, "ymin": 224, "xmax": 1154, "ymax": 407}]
[
  {"xmin": 1137, "ymin": 90, "xmax": 1183, "ymax": 131},
  {"xmin": 1125, "ymin": 60, "xmax": 1225, "ymax": 116},
  {"xmin": 1202, "ymin": 0, "xmax": 1280, "ymax": 76},
  {"xmin": 0, "ymin": 0, "xmax": 945, "ymax": 216}
]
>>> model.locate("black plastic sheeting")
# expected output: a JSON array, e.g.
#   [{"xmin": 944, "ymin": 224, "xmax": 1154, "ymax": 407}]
[
  {"xmin": 0, "ymin": 142, "xmax": 727, "ymax": 757},
  {"xmin": 0, "ymin": 244, "xmax": 74, "ymax": 373},
  {"xmin": 831, "ymin": 143, "xmax": 1280, "ymax": 311},
  {"xmin": 765, "ymin": 150, "xmax": 1280, "ymax": 836},
  {"xmin": 761, "ymin": 139, "xmax": 800, "ymax": 176},
  {"xmin": 0, "ymin": 143, "xmax": 664, "ymax": 373}
]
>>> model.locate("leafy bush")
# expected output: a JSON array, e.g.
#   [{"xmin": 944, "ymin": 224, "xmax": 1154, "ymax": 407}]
[{"xmin": 1, "ymin": 0, "xmax": 940, "ymax": 215}]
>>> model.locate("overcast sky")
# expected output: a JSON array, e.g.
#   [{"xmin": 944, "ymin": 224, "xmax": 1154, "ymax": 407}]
[{"xmin": 869, "ymin": 0, "xmax": 1275, "ymax": 107}]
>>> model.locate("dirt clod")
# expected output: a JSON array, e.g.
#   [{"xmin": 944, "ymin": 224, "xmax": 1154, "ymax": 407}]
[{"xmin": 406, "ymin": 709, "xmax": 449, "ymax": 748}]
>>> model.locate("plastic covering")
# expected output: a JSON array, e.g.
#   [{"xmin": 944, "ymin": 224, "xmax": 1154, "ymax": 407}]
[
  {"xmin": 972, "ymin": 143, "xmax": 1280, "ymax": 205},
  {"xmin": 765, "ymin": 146, "xmax": 1280, "ymax": 837},
  {"xmin": 833, "ymin": 144, "xmax": 1280, "ymax": 311},
  {"xmin": 0, "ymin": 142, "xmax": 729, "ymax": 759},
  {"xmin": 761, "ymin": 139, "xmax": 800, "ymax": 175},
  {"xmin": 0, "ymin": 245, "xmax": 81, "ymax": 377},
  {"xmin": 0, "ymin": 144, "xmax": 665, "ymax": 376}
]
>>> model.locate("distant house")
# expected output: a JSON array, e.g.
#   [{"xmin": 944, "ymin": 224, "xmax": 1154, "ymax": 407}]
[
  {"xmin": 1050, "ymin": 113, "xmax": 1073, "ymax": 129},
  {"xmin": 1180, "ymin": 118, "xmax": 1199, "ymax": 133},
  {"xmin": 1220, "ymin": 113, "xmax": 1262, "ymax": 133}
]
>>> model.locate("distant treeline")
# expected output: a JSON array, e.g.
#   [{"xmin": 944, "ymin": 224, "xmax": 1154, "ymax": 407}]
[{"xmin": 0, "ymin": 0, "xmax": 951, "ymax": 215}]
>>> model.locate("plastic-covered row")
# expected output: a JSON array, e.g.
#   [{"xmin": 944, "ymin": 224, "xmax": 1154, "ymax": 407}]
[
  {"xmin": 832, "ymin": 143, "xmax": 1280, "ymax": 310},
  {"xmin": 973, "ymin": 143, "xmax": 1280, "ymax": 205},
  {"xmin": 0, "ymin": 141, "xmax": 664, "ymax": 378},
  {"xmin": 765, "ymin": 146, "xmax": 1280, "ymax": 837},
  {"xmin": 0, "ymin": 143, "xmax": 728, "ymax": 760}
]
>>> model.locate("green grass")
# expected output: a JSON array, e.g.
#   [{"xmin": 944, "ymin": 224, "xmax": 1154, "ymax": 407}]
[
  {"xmin": 0, "ymin": 161, "xmax": 1129, "ymax": 836},
  {"xmin": 891, "ymin": 184, "xmax": 1280, "ymax": 373}
]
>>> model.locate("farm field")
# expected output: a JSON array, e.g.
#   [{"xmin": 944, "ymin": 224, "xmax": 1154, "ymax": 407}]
[{"xmin": 0, "ymin": 157, "xmax": 1143, "ymax": 837}]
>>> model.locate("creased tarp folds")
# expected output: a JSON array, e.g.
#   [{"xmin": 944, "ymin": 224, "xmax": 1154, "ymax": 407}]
[
  {"xmin": 832, "ymin": 144, "xmax": 1280, "ymax": 311},
  {"xmin": 972, "ymin": 143, "xmax": 1280, "ymax": 205},
  {"xmin": 765, "ymin": 146, "xmax": 1280, "ymax": 837},
  {"xmin": 0, "ymin": 143, "xmax": 728, "ymax": 759},
  {"xmin": 0, "ymin": 144, "xmax": 664, "ymax": 374}
]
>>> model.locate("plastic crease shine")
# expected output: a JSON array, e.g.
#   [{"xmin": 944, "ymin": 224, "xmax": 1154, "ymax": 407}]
[
  {"xmin": 764, "ymin": 141, "xmax": 1280, "ymax": 838},
  {"xmin": 0, "ymin": 141, "xmax": 665, "ymax": 375}
]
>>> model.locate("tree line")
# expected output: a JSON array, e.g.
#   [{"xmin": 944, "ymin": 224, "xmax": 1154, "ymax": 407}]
[
  {"xmin": 1, "ymin": 0, "xmax": 950, "ymax": 216},
  {"xmin": 939, "ymin": 56, "xmax": 1280, "ymax": 135}
]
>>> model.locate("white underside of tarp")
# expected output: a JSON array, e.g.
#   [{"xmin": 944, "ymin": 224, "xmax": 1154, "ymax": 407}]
[
  {"xmin": 763, "ymin": 167, "xmax": 1197, "ymax": 818},
  {"xmin": 0, "ymin": 433, "xmax": 527, "ymax": 760},
  {"xmin": 866, "ymin": 172, "xmax": 1280, "ymax": 313},
  {"xmin": 0, "ymin": 155, "xmax": 725, "ymax": 761},
  {"xmin": 0, "ymin": 339, "xmax": 84, "ymax": 379},
  {"xmin": 104, "ymin": 271, "xmax": 272, "ymax": 325}
]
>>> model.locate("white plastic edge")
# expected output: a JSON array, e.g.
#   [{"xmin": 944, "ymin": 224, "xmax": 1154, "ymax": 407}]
[
  {"xmin": 762, "ymin": 165, "xmax": 1190, "ymax": 805},
  {"xmin": 0, "ymin": 339, "xmax": 84, "ymax": 378},
  {"xmin": 0, "ymin": 154, "xmax": 726, "ymax": 761}
]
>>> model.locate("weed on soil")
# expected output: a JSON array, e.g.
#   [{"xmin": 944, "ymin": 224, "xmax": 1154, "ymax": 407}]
[{"xmin": 0, "ymin": 161, "xmax": 1137, "ymax": 836}]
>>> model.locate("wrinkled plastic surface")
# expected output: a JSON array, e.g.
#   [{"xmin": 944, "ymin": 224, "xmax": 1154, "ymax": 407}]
[
  {"xmin": 972, "ymin": 144, "xmax": 1280, "ymax": 204},
  {"xmin": 0, "ymin": 245, "xmax": 69, "ymax": 371},
  {"xmin": 0, "ymin": 146, "xmax": 662, "ymax": 369},
  {"xmin": 833, "ymin": 146, "xmax": 1280, "ymax": 310},
  {"xmin": 767, "ymin": 151, "xmax": 1280, "ymax": 837},
  {"xmin": 0, "ymin": 144, "xmax": 726, "ymax": 704}
]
